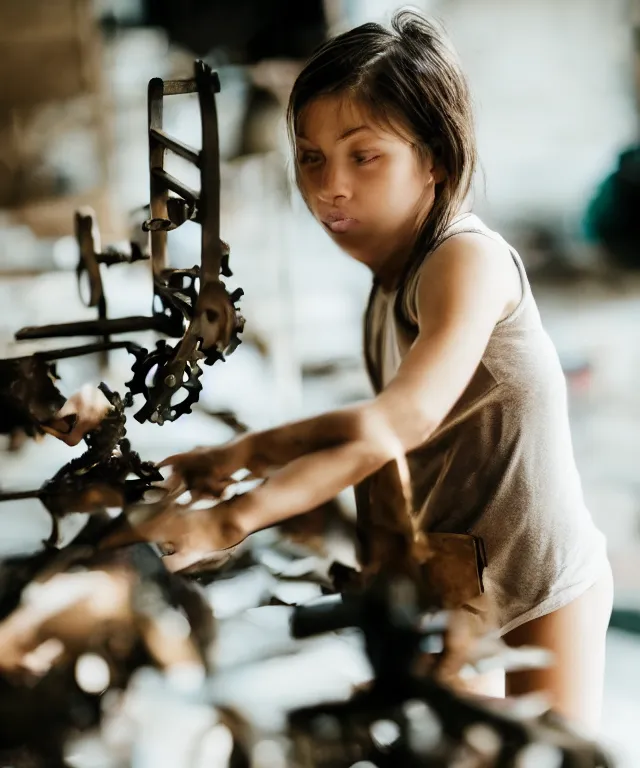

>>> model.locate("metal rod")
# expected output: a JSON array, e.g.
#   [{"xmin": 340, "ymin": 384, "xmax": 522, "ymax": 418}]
[
  {"xmin": 163, "ymin": 79, "xmax": 197, "ymax": 96},
  {"xmin": 151, "ymin": 167, "xmax": 199, "ymax": 205},
  {"xmin": 148, "ymin": 77, "xmax": 168, "ymax": 275},
  {"xmin": 15, "ymin": 315, "xmax": 173, "ymax": 341},
  {"xmin": 150, "ymin": 128, "xmax": 200, "ymax": 166},
  {"xmin": 194, "ymin": 59, "xmax": 222, "ymax": 282},
  {"xmin": 38, "ymin": 341, "xmax": 142, "ymax": 362},
  {"xmin": 0, "ymin": 489, "xmax": 40, "ymax": 502}
]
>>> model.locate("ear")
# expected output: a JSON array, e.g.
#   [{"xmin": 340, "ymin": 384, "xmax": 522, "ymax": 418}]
[
  {"xmin": 424, "ymin": 161, "xmax": 446, "ymax": 187},
  {"xmin": 427, "ymin": 140, "xmax": 447, "ymax": 184},
  {"xmin": 423, "ymin": 147, "xmax": 446, "ymax": 185},
  {"xmin": 432, "ymin": 164, "xmax": 447, "ymax": 184}
]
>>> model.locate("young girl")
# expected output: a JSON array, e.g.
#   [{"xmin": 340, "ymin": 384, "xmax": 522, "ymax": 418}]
[{"xmin": 131, "ymin": 11, "xmax": 613, "ymax": 730}]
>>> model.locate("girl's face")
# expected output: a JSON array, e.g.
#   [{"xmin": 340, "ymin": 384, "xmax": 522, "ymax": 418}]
[{"xmin": 295, "ymin": 95, "xmax": 441, "ymax": 280}]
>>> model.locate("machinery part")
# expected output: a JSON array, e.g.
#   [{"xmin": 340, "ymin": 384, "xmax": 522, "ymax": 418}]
[
  {"xmin": 15, "ymin": 60, "xmax": 244, "ymax": 426},
  {"xmin": 125, "ymin": 60, "xmax": 244, "ymax": 425},
  {"xmin": 0, "ymin": 543, "xmax": 214, "ymax": 765},
  {"xmin": 0, "ymin": 342, "xmax": 142, "ymax": 437},
  {"xmin": 142, "ymin": 195, "xmax": 197, "ymax": 232},
  {"xmin": 152, "ymin": 266, "xmax": 200, "ymax": 335},
  {"xmin": 39, "ymin": 381, "xmax": 161, "ymax": 547},
  {"xmin": 75, "ymin": 207, "xmax": 104, "ymax": 309},
  {"xmin": 16, "ymin": 209, "xmax": 152, "ymax": 343},
  {"xmin": 76, "ymin": 206, "xmax": 149, "ymax": 309},
  {"xmin": 125, "ymin": 283, "xmax": 244, "ymax": 426},
  {"xmin": 16, "ymin": 314, "xmax": 175, "ymax": 341},
  {"xmin": 0, "ymin": 357, "xmax": 66, "ymax": 438},
  {"xmin": 289, "ymin": 578, "xmax": 614, "ymax": 768},
  {"xmin": 126, "ymin": 339, "xmax": 204, "ymax": 424},
  {"xmin": 0, "ymin": 354, "xmax": 160, "ymax": 548}
]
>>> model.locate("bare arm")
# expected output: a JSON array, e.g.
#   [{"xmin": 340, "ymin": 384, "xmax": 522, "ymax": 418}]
[{"xmin": 211, "ymin": 233, "xmax": 518, "ymax": 538}]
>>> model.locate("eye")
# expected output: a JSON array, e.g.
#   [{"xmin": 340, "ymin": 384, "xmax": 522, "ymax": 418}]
[
  {"xmin": 298, "ymin": 151, "xmax": 323, "ymax": 166},
  {"xmin": 353, "ymin": 152, "xmax": 380, "ymax": 165}
]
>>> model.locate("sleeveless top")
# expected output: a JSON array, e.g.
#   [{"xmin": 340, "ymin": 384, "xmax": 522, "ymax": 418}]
[{"xmin": 364, "ymin": 213, "xmax": 609, "ymax": 635}]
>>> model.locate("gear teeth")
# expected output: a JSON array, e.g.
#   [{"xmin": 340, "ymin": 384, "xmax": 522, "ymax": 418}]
[
  {"xmin": 125, "ymin": 343, "xmax": 152, "ymax": 394},
  {"xmin": 203, "ymin": 349, "xmax": 225, "ymax": 366},
  {"xmin": 124, "ymin": 280, "xmax": 246, "ymax": 424},
  {"xmin": 221, "ymin": 253, "xmax": 232, "ymax": 278},
  {"xmin": 226, "ymin": 333, "xmax": 242, "ymax": 356}
]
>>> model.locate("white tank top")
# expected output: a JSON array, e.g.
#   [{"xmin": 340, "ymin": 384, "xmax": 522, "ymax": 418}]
[{"xmin": 364, "ymin": 213, "xmax": 609, "ymax": 634}]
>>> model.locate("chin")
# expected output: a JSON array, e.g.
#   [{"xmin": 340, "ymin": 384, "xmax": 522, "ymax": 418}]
[{"xmin": 342, "ymin": 248, "xmax": 378, "ymax": 269}]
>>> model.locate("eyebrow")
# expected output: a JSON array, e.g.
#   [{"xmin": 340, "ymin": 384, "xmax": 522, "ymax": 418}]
[{"xmin": 296, "ymin": 125, "xmax": 373, "ymax": 143}]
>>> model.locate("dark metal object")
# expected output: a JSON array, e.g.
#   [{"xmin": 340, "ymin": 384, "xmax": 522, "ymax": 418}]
[
  {"xmin": 125, "ymin": 338, "xmax": 204, "ymax": 423},
  {"xmin": 15, "ymin": 210, "xmax": 151, "ymax": 347},
  {"xmin": 0, "ymin": 381, "xmax": 162, "ymax": 547},
  {"xmin": 0, "ymin": 342, "xmax": 142, "ymax": 437},
  {"xmin": 0, "ymin": 542, "xmax": 214, "ymax": 767},
  {"xmin": 0, "ymin": 357, "xmax": 65, "ymax": 438},
  {"xmin": 75, "ymin": 207, "xmax": 148, "ymax": 310},
  {"xmin": 289, "ymin": 579, "xmax": 614, "ymax": 768},
  {"xmin": 15, "ymin": 61, "xmax": 244, "ymax": 425},
  {"xmin": 129, "ymin": 60, "xmax": 244, "ymax": 425},
  {"xmin": 16, "ymin": 314, "xmax": 175, "ymax": 340}
]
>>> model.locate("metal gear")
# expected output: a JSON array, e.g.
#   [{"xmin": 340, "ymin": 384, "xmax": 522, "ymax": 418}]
[
  {"xmin": 198, "ymin": 284, "xmax": 245, "ymax": 364},
  {"xmin": 126, "ymin": 339, "xmax": 204, "ymax": 425}
]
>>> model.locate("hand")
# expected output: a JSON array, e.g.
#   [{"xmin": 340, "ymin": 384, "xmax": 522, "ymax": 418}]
[
  {"xmin": 159, "ymin": 435, "xmax": 261, "ymax": 499},
  {"xmin": 102, "ymin": 493, "xmax": 247, "ymax": 573},
  {"xmin": 41, "ymin": 384, "xmax": 112, "ymax": 446}
]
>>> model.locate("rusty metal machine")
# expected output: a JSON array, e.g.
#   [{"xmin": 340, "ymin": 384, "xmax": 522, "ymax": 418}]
[
  {"xmin": 0, "ymin": 60, "xmax": 243, "ymax": 555},
  {"xmin": 14, "ymin": 60, "xmax": 244, "ymax": 425}
]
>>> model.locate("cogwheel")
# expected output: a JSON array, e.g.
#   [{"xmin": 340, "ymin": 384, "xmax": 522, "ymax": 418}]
[
  {"xmin": 226, "ymin": 287, "xmax": 245, "ymax": 357},
  {"xmin": 126, "ymin": 340, "xmax": 204, "ymax": 425}
]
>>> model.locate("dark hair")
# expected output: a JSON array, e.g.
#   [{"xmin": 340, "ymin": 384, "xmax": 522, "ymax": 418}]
[{"xmin": 287, "ymin": 9, "xmax": 476, "ymax": 271}]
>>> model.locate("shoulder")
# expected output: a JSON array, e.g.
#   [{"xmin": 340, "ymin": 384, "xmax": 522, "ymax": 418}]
[
  {"xmin": 411, "ymin": 230, "xmax": 518, "ymax": 327},
  {"xmin": 425, "ymin": 228, "xmax": 513, "ymax": 277}
]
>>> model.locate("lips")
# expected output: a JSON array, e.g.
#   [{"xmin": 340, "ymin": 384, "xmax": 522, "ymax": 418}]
[{"xmin": 322, "ymin": 211, "xmax": 359, "ymax": 234}]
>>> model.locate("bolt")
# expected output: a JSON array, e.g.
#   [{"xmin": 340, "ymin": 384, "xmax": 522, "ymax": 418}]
[{"xmin": 164, "ymin": 374, "xmax": 176, "ymax": 388}]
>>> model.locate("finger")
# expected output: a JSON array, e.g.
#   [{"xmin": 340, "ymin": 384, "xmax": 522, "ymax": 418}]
[
  {"xmin": 155, "ymin": 472, "xmax": 184, "ymax": 493},
  {"xmin": 44, "ymin": 413, "xmax": 76, "ymax": 434},
  {"xmin": 41, "ymin": 425, "xmax": 82, "ymax": 447},
  {"xmin": 192, "ymin": 476, "xmax": 234, "ymax": 499},
  {"xmin": 59, "ymin": 427, "xmax": 86, "ymax": 447},
  {"xmin": 157, "ymin": 453, "xmax": 190, "ymax": 469},
  {"xmin": 158, "ymin": 445, "xmax": 216, "ymax": 469},
  {"xmin": 40, "ymin": 424, "xmax": 69, "ymax": 443},
  {"xmin": 54, "ymin": 386, "xmax": 111, "ymax": 424},
  {"xmin": 57, "ymin": 416, "xmax": 93, "ymax": 446},
  {"xmin": 41, "ymin": 413, "xmax": 77, "ymax": 441},
  {"xmin": 54, "ymin": 398, "xmax": 79, "ymax": 420}
]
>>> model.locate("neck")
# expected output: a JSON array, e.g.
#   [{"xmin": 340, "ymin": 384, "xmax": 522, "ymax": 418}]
[
  {"xmin": 373, "ymin": 196, "xmax": 437, "ymax": 290},
  {"xmin": 371, "ymin": 234, "xmax": 416, "ymax": 291},
  {"xmin": 372, "ymin": 205, "xmax": 468, "ymax": 289}
]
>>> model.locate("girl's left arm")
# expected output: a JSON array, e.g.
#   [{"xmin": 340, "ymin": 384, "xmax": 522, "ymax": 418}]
[{"xmin": 228, "ymin": 233, "xmax": 517, "ymax": 538}]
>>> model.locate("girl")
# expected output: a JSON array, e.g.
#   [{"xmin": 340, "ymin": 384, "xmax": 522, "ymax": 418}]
[{"xmin": 131, "ymin": 11, "xmax": 613, "ymax": 730}]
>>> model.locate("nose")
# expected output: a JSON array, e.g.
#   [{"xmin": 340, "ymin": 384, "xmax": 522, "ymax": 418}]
[{"xmin": 317, "ymin": 159, "xmax": 351, "ymax": 204}]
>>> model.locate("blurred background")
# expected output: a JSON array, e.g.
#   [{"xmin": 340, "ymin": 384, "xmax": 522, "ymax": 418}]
[{"xmin": 0, "ymin": 0, "xmax": 639, "ymax": 764}]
